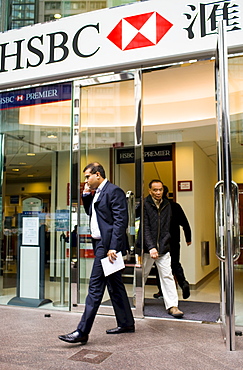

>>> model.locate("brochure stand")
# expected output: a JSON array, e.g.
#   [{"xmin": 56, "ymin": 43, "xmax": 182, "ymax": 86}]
[{"xmin": 8, "ymin": 217, "xmax": 52, "ymax": 307}]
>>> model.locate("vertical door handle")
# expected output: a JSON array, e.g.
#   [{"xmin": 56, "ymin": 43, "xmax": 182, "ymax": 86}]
[
  {"xmin": 231, "ymin": 181, "xmax": 240, "ymax": 261},
  {"xmin": 215, "ymin": 180, "xmax": 225, "ymax": 261},
  {"xmin": 215, "ymin": 180, "xmax": 240, "ymax": 261}
]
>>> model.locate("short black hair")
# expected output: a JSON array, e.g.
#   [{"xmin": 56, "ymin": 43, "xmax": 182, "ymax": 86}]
[
  {"xmin": 148, "ymin": 179, "xmax": 163, "ymax": 188},
  {"xmin": 83, "ymin": 162, "xmax": 106, "ymax": 178}
]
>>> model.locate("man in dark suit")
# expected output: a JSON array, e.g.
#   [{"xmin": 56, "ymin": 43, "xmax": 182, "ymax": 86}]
[{"xmin": 59, "ymin": 163, "xmax": 134, "ymax": 345}]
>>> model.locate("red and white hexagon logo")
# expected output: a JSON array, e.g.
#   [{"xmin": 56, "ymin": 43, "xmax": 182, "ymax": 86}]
[{"xmin": 107, "ymin": 11, "xmax": 173, "ymax": 51}]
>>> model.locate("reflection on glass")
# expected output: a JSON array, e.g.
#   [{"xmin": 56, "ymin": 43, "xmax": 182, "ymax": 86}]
[
  {"xmin": 0, "ymin": 83, "xmax": 72, "ymax": 309},
  {"xmin": 228, "ymin": 56, "xmax": 243, "ymax": 326},
  {"xmin": 78, "ymin": 79, "xmax": 136, "ymax": 306}
]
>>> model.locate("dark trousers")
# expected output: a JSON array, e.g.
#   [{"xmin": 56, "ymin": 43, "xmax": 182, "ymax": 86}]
[
  {"xmin": 155, "ymin": 242, "xmax": 187, "ymax": 293},
  {"xmin": 77, "ymin": 239, "xmax": 134, "ymax": 334},
  {"xmin": 170, "ymin": 242, "xmax": 186, "ymax": 288}
]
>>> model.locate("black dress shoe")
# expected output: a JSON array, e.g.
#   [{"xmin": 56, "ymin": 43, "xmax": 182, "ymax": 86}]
[
  {"xmin": 153, "ymin": 291, "xmax": 163, "ymax": 299},
  {"xmin": 106, "ymin": 325, "xmax": 135, "ymax": 334},
  {"xmin": 182, "ymin": 281, "xmax": 190, "ymax": 299},
  {"xmin": 58, "ymin": 330, "xmax": 88, "ymax": 344}
]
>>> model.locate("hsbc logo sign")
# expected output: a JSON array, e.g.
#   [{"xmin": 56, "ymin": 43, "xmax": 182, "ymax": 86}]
[
  {"xmin": 107, "ymin": 12, "xmax": 173, "ymax": 51},
  {"xmin": 0, "ymin": 10, "xmax": 173, "ymax": 80},
  {"xmin": 0, "ymin": 0, "xmax": 242, "ymax": 89}
]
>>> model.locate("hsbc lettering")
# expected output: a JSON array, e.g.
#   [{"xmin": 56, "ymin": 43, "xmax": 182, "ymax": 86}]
[
  {"xmin": 0, "ymin": 96, "xmax": 15, "ymax": 104},
  {"xmin": 0, "ymin": 23, "xmax": 100, "ymax": 73},
  {"xmin": 120, "ymin": 152, "xmax": 134, "ymax": 159}
]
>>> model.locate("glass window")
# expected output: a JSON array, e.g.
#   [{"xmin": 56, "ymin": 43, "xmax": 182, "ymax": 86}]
[
  {"xmin": 45, "ymin": 2, "xmax": 61, "ymax": 10},
  {"xmin": 12, "ymin": 5, "xmax": 35, "ymax": 19},
  {"xmin": 0, "ymin": 83, "xmax": 72, "ymax": 310}
]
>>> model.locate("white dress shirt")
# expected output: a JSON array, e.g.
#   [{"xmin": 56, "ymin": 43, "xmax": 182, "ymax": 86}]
[{"xmin": 90, "ymin": 178, "xmax": 107, "ymax": 239}]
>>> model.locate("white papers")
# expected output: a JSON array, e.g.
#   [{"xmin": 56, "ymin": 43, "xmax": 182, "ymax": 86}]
[
  {"xmin": 101, "ymin": 251, "xmax": 125, "ymax": 277},
  {"xmin": 22, "ymin": 217, "xmax": 39, "ymax": 245}
]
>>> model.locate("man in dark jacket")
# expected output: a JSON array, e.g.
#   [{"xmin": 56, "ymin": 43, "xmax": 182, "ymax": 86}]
[
  {"xmin": 143, "ymin": 180, "xmax": 183, "ymax": 318},
  {"xmin": 154, "ymin": 185, "xmax": 191, "ymax": 300},
  {"xmin": 59, "ymin": 163, "xmax": 134, "ymax": 345}
]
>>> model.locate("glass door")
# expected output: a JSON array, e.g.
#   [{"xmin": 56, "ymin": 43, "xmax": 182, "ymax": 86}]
[
  {"xmin": 0, "ymin": 82, "xmax": 72, "ymax": 309},
  {"xmin": 228, "ymin": 56, "xmax": 243, "ymax": 328},
  {"xmin": 214, "ymin": 21, "xmax": 241, "ymax": 351},
  {"xmin": 70, "ymin": 71, "xmax": 143, "ymax": 317}
]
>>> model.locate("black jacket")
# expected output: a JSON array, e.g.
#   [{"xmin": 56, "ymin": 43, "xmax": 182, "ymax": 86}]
[
  {"xmin": 168, "ymin": 200, "xmax": 191, "ymax": 244},
  {"xmin": 144, "ymin": 195, "xmax": 172, "ymax": 255}
]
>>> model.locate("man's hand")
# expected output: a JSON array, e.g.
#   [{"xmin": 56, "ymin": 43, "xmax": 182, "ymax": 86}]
[
  {"xmin": 107, "ymin": 249, "xmax": 117, "ymax": 263},
  {"xmin": 187, "ymin": 242, "xmax": 192, "ymax": 246},
  {"xmin": 83, "ymin": 182, "xmax": 91, "ymax": 193},
  {"xmin": 149, "ymin": 248, "xmax": 158, "ymax": 259}
]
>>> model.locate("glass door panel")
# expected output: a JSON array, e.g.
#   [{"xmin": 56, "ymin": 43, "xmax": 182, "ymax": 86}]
[
  {"xmin": 142, "ymin": 61, "xmax": 218, "ymax": 305},
  {"xmin": 228, "ymin": 55, "xmax": 243, "ymax": 327},
  {"xmin": 72, "ymin": 73, "xmax": 141, "ymax": 315},
  {"xmin": 0, "ymin": 83, "xmax": 72, "ymax": 309},
  {"xmin": 215, "ymin": 21, "xmax": 241, "ymax": 350}
]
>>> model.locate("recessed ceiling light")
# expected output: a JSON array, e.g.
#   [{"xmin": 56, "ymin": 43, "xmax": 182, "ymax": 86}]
[
  {"xmin": 47, "ymin": 134, "xmax": 57, "ymax": 139},
  {"xmin": 27, "ymin": 153, "xmax": 35, "ymax": 156},
  {"xmin": 12, "ymin": 168, "xmax": 19, "ymax": 172}
]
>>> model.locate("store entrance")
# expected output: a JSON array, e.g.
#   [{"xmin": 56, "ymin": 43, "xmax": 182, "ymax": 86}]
[
  {"xmin": 71, "ymin": 60, "xmax": 222, "ymax": 321},
  {"xmin": 71, "ymin": 72, "xmax": 144, "ymax": 317}
]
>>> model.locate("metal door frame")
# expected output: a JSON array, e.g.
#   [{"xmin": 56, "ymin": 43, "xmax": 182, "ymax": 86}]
[{"xmin": 215, "ymin": 20, "xmax": 240, "ymax": 351}]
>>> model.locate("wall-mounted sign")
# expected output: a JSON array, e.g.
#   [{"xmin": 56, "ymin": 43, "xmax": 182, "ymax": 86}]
[
  {"xmin": 10, "ymin": 195, "xmax": 19, "ymax": 205},
  {"xmin": 0, "ymin": 82, "xmax": 71, "ymax": 110},
  {"xmin": 117, "ymin": 145, "xmax": 172, "ymax": 164},
  {"xmin": 0, "ymin": 0, "xmax": 242, "ymax": 89},
  {"xmin": 178, "ymin": 180, "xmax": 193, "ymax": 192},
  {"xmin": 22, "ymin": 197, "xmax": 42, "ymax": 212}
]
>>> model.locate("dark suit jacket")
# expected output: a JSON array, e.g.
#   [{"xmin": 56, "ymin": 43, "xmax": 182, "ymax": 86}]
[
  {"xmin": 82, "ymin": 180, "xmax": 129, "ymax": 255},
  {"xmin": 169, "ymin": 201, "xmax": 191, "ymax": 244}
]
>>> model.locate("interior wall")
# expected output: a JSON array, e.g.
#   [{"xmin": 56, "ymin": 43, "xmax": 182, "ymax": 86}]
[
  {"xmin": 5, "ymin": 182, "xmax": 51, "ymax": 196},
  {"xmin": 232, "ymin": 165, "xmax": 243, "ymax": 183},
  {"xmin": 143, "ymin": 162, "xmax": 173, "ymax": 197},
  {"xmin": 80, "ymin": 149, "xmax": 110, "ymax": 181},
  {"xmin": 175, "ymin": 143, "xmax": 195, "ymax": 283},
  {"xmin": 193, "ymin": 142, "xmax": 218, "ymax": 282},
  {"xmin": 176, "ymin": 142, "xmax": 217, "ymax": 285},
  {"xmin": 118, "ymin": 164, "xmax": 134, "ymax": 194}
]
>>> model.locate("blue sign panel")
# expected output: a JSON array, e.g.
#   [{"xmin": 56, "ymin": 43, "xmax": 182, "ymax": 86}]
[{"xmin": 0, "ymin": 82, "xmax": 72, "ymax": 110}]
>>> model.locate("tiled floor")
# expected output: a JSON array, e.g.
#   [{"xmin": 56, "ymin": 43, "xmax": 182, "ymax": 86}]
[{"xmin": 0, "ymin": 305, "xmax": 243, "ymax": 369}]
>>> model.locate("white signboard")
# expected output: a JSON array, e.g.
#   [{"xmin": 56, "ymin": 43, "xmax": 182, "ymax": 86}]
[
  {"xmin": 22, "ymin": 217, "xmax": 39, "ymax": 245},
  {"xmin": 0, "ymin": 0, "xmax": 242, "ymax": 88},
  {"xmin": 20, "ymin": 246, "xmax": 40, "ymax": 298}
]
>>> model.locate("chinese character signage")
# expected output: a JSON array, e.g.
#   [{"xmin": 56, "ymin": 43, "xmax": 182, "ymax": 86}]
[
  {"xmin": 0, "ymin": 0, "xmax": 242, "ymax": 88},
  {"xmin": 184, "ymin": 1, "xmax": 241, "ymax": 39}
]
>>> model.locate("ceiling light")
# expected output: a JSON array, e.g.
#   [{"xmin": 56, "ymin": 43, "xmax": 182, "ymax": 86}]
[
  {"xmin": 27, "ymin": 153, "xmax": 35, "ymax": 156},
  {"xmin": 28, "ymin": 174, "xmax": 34, "ymax": 177},
  {"xmin": 47, "ymin": 133, "xmax": 57, "ymax": 139},
  {"xmin": 12, "ymin": 168, "xmax": 19, "ymax": 172}
]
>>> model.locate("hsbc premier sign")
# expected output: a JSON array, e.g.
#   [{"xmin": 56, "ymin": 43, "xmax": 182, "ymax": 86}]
[{"xmin": 0, "ymin": 0, "xmax": 242, "ymax": 89}]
